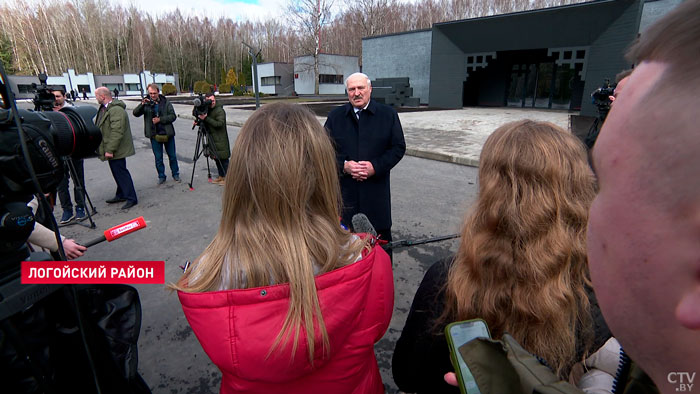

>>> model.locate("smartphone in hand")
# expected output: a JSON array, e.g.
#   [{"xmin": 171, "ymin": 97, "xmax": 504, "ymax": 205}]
[{"xmin": 445, "ymin": 319, "xmax": 491, "ymax": 394}]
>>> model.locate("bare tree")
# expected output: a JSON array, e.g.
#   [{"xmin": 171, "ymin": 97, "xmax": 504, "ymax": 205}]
[
  {"xmin": 0, "ymin": 0, "xmax": 588, "ymax": 93},
  {"xmin": 287, "ymin": 0, "xmax": 333, "ymax": 94}
]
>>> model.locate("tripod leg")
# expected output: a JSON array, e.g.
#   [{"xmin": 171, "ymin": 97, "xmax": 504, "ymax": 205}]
[
  {"xmin": 213, "ymin": 153, "xmax": 227, "ymax": 179},
  {"xmin": 203, "ymin": 130, "xmax": 225, "ymax": 183},
  {"xmin": 205, "ymin": 155, "xmax": 213, "ymax": 183},
  {"xmin": 201, "ymin": 126, "xmax": 214, "ymax": 182},
  {"xmin": 66, "ymin": 158, "xmax": 96, "ymax": 229},
  {"xmin": 585, "ymin": 117, "xmax": 601, "ymax": 150},
  {"xmin": 188, "ymin": 128, "xmax": 205, "ymax": 190},
  {"xmin": 202, "ymin": 129, "xmax": 226, "ymax": 181}
]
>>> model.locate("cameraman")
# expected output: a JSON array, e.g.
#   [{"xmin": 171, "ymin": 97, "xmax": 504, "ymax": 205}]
[
  {"xmin": 52, "ymin": 88, "xmax": 88, "ymax": 224},
  {"xmin": 197, "ymin": 92, "xmax": 230, "ymax": 185},
  {"xmin": 586, "ymin": 70, "xmax": 633, "ymax": 150},
  {"xmin": 133, "ymin": 83, "xmax": 181, "ymax": 184}
]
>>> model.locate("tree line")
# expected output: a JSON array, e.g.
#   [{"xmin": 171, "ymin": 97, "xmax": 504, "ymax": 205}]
[{"xmin": 0, "ymin": 0, "xmax": 586, "ymax": 91}]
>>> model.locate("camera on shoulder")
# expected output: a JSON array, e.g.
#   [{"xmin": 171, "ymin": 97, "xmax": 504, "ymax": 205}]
[
  {"xmin": 192, "ymin": 94, "xmax": 212, "ymax": 118},
  {"xmin": 591, "ymin": 79, "xmax": 616, "ymax": 115}
]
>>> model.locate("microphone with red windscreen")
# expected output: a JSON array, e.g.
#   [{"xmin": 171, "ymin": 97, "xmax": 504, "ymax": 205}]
[{"xmin": 82, "ymin": 216, "xmax": 147, "ymax": 247}]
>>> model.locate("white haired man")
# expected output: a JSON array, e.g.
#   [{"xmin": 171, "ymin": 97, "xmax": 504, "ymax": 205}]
[{"xmin": 324, "ymin": 72, "xmax": 406, "ymax": 253}]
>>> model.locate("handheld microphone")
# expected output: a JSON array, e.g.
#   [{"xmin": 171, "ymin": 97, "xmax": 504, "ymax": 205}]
[
  {"xmin": 351, "ymin": 213, "xmax": 377, "ymax": 238},
  {"xmin": 82, "ymin": 216, "xmax": 147, "ymax": 247}
]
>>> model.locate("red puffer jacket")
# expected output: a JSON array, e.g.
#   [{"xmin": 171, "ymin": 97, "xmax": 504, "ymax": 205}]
[{"xmin": 178, "ymin": 243, "xmax": 394, "ymax": 394}]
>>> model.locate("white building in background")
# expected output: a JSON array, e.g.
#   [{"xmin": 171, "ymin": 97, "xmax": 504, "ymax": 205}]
[
  {"xmin": 8, "ymin": 69, "xmax": 180, "ymax": 99},
  {"xmin": 253, "ymin": 62, "xmax": 295, "ymax": 96},
  {"xmin": 293, "ymin": 54, "xmax": 359, "ymax": 95}
]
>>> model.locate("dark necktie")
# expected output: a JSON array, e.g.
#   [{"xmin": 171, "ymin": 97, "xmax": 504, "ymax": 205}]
[{"xmin": 356, "ymin": 109, "xmax": 362, "ymax": 120}]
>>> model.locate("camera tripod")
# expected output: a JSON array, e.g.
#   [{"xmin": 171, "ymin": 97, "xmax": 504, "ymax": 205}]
[
  {"xmin": 584, "ymin": 105, "xmax": 610, "ymax": 150},
  {"xmin": 188, "ymin": 121, "xmax": 225, "ymax": 190},
  {"xmin": 58, "ymin": 157, "xmax": 97, "ymax": 228}
]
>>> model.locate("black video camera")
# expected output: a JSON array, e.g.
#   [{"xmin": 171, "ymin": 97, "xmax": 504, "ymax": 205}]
[
  {"xmin": 192, "ymin": 94, "xmax": 212, "ymax": 120},
  {"xmin": 0, "ymin": 62, "xmax": 102, "ymax": 268},
  {"xmin": 31, "ymin": 73, "xmax": 57, "ymax": 111},
  {"xmin": 142, "ymin": 96, "xmax": 156, "ymax": 106},
  {"xmin": 590, "ymin": 79, "xmax": 616, "ymax": 118}
]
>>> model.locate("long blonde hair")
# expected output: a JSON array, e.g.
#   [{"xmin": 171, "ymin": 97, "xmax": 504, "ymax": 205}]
[
  {"xmin": 443, "ymin": 120, "xmax": 596, "ymax": 378},
  {"xmin": 174, "ymin": 102, "xmax": 366, "ymax": 363}
]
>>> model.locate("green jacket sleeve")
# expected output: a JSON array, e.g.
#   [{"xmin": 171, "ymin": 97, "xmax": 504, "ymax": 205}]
[
  {"xmin": 105, "ymin": 108, "xmax": 126, "ymax": 154},
  {"xmin": 205, "ymin": 107, "xmax": 225, "ymax": 129}
]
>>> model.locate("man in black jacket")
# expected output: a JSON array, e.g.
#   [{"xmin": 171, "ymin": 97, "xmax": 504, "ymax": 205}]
[
  {"xmin": 133, "ymin": 83, "xmax": 181, "ymax": 184},
  {"xmin": 52, "ymin": 89, "xmax": 88, "ymax": 223},
  {"xmin": 324, "ymin": 72, "xmax": 406, "ymax": 246}
]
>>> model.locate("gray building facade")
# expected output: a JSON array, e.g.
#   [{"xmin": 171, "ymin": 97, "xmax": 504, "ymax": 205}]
[
  {"xmin": 362, "ymin": 29, "xmax": 432, "ymax": 104},
  {"xmin": 362, "ymin": 0, "xmax": 681, "ymax": 117},
  {"xmin": 428, "ymin": 0, "xmax": 643, "ymax": 116},
  {"xmin": 254, "ymin": 62, "xmax": 294, "ymax": 96}
]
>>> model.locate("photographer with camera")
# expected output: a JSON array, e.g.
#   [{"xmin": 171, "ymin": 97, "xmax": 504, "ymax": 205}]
[
  {"xmin": 196, "ymin": 92, "xmax": 230, "ymax": 185},
  {"xmin": 133, "ymin": 83, "xmax": 181, "ymax": 185},
  {"xmin": 52, "ymin": 88, "xmax": 88, "ymax": 224}
]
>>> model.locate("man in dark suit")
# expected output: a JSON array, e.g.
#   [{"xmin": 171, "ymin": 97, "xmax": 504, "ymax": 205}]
[{"xmin": 324, "ymin": 72, "xmax": 406, "ymax": 247}]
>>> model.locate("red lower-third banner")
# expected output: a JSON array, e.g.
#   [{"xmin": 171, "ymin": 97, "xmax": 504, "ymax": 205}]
[{"xmin": 22, "ymin": 261, "xmax": 165, "ymax": 284}]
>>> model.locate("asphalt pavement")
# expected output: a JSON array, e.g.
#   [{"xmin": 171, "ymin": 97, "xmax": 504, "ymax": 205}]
[{"xmin": 24, "ymin": 95, "xmax": 570, "ymax": 393}]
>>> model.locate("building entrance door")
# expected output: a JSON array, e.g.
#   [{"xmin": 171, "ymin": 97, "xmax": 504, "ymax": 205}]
[
  {"xmin": 507, "ymin": 64, "xmax": 527, "ymax": 107},
  {"xmin": 507, "ymin": 62, "xmax": 557, "ymax": 109}
]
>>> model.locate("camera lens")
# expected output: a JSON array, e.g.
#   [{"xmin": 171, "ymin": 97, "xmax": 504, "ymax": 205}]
[{"xmin": 17, "ymin": 106, "xmax": 102, "ymax": 159}]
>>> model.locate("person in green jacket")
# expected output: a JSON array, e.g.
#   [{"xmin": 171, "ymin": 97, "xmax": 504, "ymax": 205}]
[
  {"xmin": 197, "ymin": 92, "xmax": 230, "ymax": 185},
  {"xmin": 133, "ymin": 83, "xmax": 181, "ymax": 185},
  {"xmin": 95, "ymin": 87, "xmax": 138, "ymax": 210}
]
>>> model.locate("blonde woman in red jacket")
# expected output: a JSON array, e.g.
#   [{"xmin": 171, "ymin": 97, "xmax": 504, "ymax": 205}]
[{"xmin": 174, "ymin": 102, "xmax": 393, "ymax": 394}]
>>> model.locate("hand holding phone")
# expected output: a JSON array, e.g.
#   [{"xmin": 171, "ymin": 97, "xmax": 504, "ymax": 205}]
[{"xmin": 445, "ymin": 319, "xmax": 491, "ymax": 394}]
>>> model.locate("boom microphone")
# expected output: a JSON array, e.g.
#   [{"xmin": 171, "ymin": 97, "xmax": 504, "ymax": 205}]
[
  {"xmin": 351, "ymin": 213, "xmax": 460, "ymax": 250},
  {"xmin": 351, "ymin": 213, "xmax": 377, "ymax": 238},
  {"xmin": 386, "ymin": 234, "xmax": 460, "ymax": 249},
  {"xmin": 82, "ymin": 216, "xmax": 147, "ymax": 247}
]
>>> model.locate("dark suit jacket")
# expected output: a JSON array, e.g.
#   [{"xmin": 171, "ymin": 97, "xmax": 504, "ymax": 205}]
[{"xmin": 324, "ymin": 100, "xmax": 406, "ymax": 230}]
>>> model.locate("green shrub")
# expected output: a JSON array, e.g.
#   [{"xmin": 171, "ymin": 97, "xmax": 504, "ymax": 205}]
[
  {"xmin": 232, "ymin": 85, "xmax": 245, "ymax": 96},
  {"xmin": 193, "ymin": 81, "xmax": 212, "ymax": 94},
  {"xmin": 162, "ymin": 83, "xmax": 177, "ymax": 95},
  {"xmin": 219, "ymin": 83, "xmax": 231, "ymax": 94}
]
